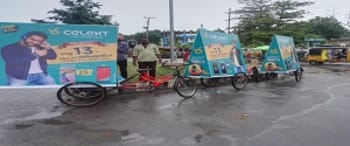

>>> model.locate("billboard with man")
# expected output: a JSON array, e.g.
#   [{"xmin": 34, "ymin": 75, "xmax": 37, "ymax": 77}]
[{"xmin": 0, "ymin": 22, "xmax": 121, "ymax": 88}]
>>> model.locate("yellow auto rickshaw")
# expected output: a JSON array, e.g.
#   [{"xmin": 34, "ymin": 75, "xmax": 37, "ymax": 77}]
[{"xmin": 307, "ymin": 47, "xmax": 349, "ymax": 64}]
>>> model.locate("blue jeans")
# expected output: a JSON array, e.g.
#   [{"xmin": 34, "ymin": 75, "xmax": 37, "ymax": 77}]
[{"xmin": 7, "ymin": 73, "xmax": 56, "ymax": 86}]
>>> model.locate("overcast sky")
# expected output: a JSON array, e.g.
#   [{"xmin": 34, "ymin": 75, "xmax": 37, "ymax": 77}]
[{"xmin": 1, "ymin": 0, "xmax": 349, "ymax": 34}]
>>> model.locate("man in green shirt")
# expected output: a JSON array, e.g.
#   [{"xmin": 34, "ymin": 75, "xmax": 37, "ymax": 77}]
[{"xmin": 133, "ymin": 38, "xmax": 162, "ymax": 77}]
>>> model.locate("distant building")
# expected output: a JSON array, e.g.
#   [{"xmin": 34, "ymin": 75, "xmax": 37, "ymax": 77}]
[
  {"xmin": 161, "ymin": 30, "xmax": 197, "ymax": 47},
  {"xmin": 176, "ymin": 33, "xmax": 196, "ymax": 46},
  {"xmin": 304, "ymin": 38, "xmax": 326, "ymax": 47},
  {"xmin": 327, "ymin": 38, "xmax": 350, "ymax": 47}
]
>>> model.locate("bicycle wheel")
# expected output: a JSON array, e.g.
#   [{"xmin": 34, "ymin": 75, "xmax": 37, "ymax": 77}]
[
  {"xmin": 57, "ymin": 82, "xmax": 106, "ymax": 107},
  {"xmin": 265, "ymin": 73, "xmax": 271, "ymax": 80},
  {"xmin": 294, "ymin": 67, "xmax": 303, "ymax": 82},
  {"xmin": 200, "ymin": 78, "xmax": 218, "ymax": 88},
  {"xmin": 252, "ymin": 67, "xmax": 260, "ymax": 83},
  {"xmin": 173, "ymin": 76, "xmax": 197, "ymax": 98},
  {"xmin": 231, "ymin": 72, "xmax": 248, "ymax": 90}
]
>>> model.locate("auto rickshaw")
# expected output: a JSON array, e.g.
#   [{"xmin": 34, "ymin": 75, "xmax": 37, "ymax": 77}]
[{"xmin": 307, "ymin": 47, "xmax": 349, "ymax": 64}]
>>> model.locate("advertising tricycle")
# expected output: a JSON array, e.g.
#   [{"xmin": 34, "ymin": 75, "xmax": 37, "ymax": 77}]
[
  {"xmin": 173, "ymin": 29, "xmax": 249, "ymax": 98},
  {"xmin": 259, "ymin": 35, "xmax": 303, "ymax": 82}
]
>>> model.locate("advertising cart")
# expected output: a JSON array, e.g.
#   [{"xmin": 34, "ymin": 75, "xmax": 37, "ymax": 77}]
[
  {"xmin": 173, "ymin": 29, "xmax": 249, "ymax": 98},
  {"xmin": 259, "ymin": 35, "xmax": 303, "ymax": 82}
]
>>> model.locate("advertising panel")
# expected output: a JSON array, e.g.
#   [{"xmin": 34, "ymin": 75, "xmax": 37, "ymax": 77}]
[
  {"xmin": 0, "ymin": 22, "xmax": 121, "ymax": 88},
  {"xmin": 261, "ymin": 35, "xmax": 299, "ymax": 73},
  {"xmin": 185, "ymin": 29, "xmax": 246, "ymax": 78}
]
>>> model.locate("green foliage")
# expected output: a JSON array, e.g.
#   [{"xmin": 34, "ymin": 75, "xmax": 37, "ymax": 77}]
[
  {"xmin": 233, "ymin": 0, "xmax": 315, "ymax": 46},
  {"xmin": 148, "ymin": 30, "xmax": 162, "ymax": 45},
  {"xmin": 234, "ymin": 0, "xmax": 277, "ymax": 46},
  {"xmin": 277, "ymin": 22, "xmax": 317, "ymax": 44},
  {"xmin": 125, "ymin": 62, "xmax": 178, "ymax": 81},
  {"xmin": 125, "ymin": 30, "xmax": 162, "ymax": 45},
  {"xmin": 47, "ymin": 0, "xmax": 113, "ymax": 25},
  {"xmin": 308, "ymin": 16, "xmax": 346, "ymax": 40},
  {"xmin": 181, "ymin": 44, "xmax": 192, "ymax": 49},
  {"xmin": 214, "ymin": 28, "xmax": 226, "ymax": 33},
  {"xmin": 273, "ymin": 0, "xmax": 314, "ymax": 27}
]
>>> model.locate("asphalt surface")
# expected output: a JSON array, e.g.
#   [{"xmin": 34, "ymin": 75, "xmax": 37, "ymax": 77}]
[{"xmin": 1, "ymin": 65, "xmax": 350, "ymax": 146}]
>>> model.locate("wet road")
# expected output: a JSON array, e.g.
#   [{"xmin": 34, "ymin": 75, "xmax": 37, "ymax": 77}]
[{"xmin": 1, "ymin": 65, "xmax": 350, "ymax": 146}]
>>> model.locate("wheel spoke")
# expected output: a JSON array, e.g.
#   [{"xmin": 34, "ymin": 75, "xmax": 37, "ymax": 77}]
[{"xmin": 57, "ymin": 82, "xmax": 106, "ymax": 107}]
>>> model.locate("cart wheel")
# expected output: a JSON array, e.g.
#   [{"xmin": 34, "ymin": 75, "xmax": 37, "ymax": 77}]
[
  {"xmin": 232, "ymin": 72, "xmax": 248, "ymax": 90},
  {"xmin": 200, "ymin": 78, "xmax": 218, "ymax": 88},
  {"xmin": 252, "ymin": 67, "xmax": 260, "ymax": 83},
  {"xmin": 309, "ymin": 60, "xmax": 317, "ymax": 65},
  {"xmin": 173, "ymin": 76, "xmax": 197, "ymax": 98},
  {"xmin": 294, "ymin": 68, "xmax": 303, "ymax": 82},
  {"xmin": 265, "ymin": 73, "xmax": 271, "ymax": 80},
  {"xmin": 57, "ymin": 82, "xmax": 106, "ymax": 107},
  {"xmin": 272, "ymin": 73, "xmax": 278, "ymax": 78}
]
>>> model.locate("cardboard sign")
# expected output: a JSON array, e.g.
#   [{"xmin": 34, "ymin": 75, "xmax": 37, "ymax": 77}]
[{"xmin": 184, "ymin": 29, "xmax": 246, "ymax": 78}]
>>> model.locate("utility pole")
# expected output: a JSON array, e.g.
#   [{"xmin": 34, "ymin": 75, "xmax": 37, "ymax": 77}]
[
  {"xmin": 169, "ymin": 0, "xmax": 176, "ymax": 62},
  {"xmin": 143, "ymin": 16, "xmax": 155, "ymax": 40},
  {"xmin": 225, "ymin": 8, "xmax": 233, "ymax": 33},
  {"xmin": 347, "ymin": 12, "xmax": 350, "ymax": 27}
]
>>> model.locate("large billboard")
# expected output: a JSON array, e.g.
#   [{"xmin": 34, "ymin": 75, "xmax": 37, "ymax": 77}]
[
  {"xmin": 184, "ymin": 29, "xmax": 246, "ymax": 78},
  {"xmin": 0, "ymin": 22, "xmax": 121, "ymax": 88}
]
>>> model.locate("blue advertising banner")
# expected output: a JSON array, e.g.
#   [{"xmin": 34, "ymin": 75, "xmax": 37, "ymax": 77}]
[
  {"xmin": 0, "ymin": 22, "xmax": 122, "ymax": 88},
  {"xmin": 261, "ymin": 35, "xmax": 299, "ymax": 73},
  {"xmin": 184, "ymin": 29, "xmax": 246, "ymax": 78}
]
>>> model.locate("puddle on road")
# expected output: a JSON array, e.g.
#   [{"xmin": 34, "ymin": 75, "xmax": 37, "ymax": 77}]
[
  {"xmin": 121, "ymin": 133, "xmax": 145, "ymax": 141},
  {"xmin": 0, "ymin": 105, "xmax": 69, "ymax": 125},
  {"xmin": 74, "ymin": 129, "xmax": 129, "ymax": 143},
  {"xmin": 1, "ymin": 111, "xmax": 64, "ymax": 125},
  {"xmin": 14, "ymin": 124, "xmax": 34, "ymax": 130},
  {"xmin": 39, "ymin": 119, "xmax": 74, "ymax": 126}
]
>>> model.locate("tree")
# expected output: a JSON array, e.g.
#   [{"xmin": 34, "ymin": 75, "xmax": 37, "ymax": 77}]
[
  {"xmin": 273, "ymin": 0, "xmax": 314, "ymax": 28},
  {"xmin": 126, "ymin": 30, "xmax": 162, "ymax": 45},
  {"xmin": 214, "ymin": 28, "xmax": 226, "ymax": 33},
  {"xmin": 278, "ymin": 22, "xmax": 319, "ymax": 45},
  {"xmin": 232, "ymin": 0, "xmax": 314, "ymax": 46},
  {"xmin": 148, "ymin": 30, "xmax": 162, "ymax": 45},
  {"xmin": 233, "ymin": 0, "xmax": 277, "ymax": 46},
  {"xmin": 44, "ymin": 0, "xmax": 113, "ymax": 25},
  {"xmin": 309, "ymin": 16, "xmax": 346, "ymax": 40}
]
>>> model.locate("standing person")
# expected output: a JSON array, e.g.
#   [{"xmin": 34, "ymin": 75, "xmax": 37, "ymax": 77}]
[
  {"xmin": 1, "ymin": 31, "xmax": 57, "ymax": 86},
  {"xmin": 183, "ymin": 48, "xmax": 190, "ymax": 62},
  {"xmin": 341, "ymin": 48, "xmax": 347, "ymax": 62},
  {"xmin": 117, "ymin": 34, "xmax": 129, "ymax": 78},
  {"xmin": 132, "ymin": 38, "xmax": 162, "ymax": 77}
]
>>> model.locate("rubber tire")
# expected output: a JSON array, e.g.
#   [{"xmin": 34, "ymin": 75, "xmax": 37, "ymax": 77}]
[
  {"xmin": 173, "ymin": 76, "xmax": 197, "ymax": 98},
  {"xmin": 200, "ymin": 78, "xmax": 218, "ymax": 88},
  {"xmin": 57, "ymin": 82, "xmax": 106, "ymax": 107},
  {"xmin": 309, "ymin": 60, "xmax": 317, "ymax": 65},
  {"xmin": 252, "ymin": 67, "xmax": 260, "ymax": 83},
  {"xmin": 232, "ymin": 72, "xmax": 248, "ymax": 90},
  {"xmin": 265, "ymin": 73, "xmax": 271, "ymax": 80},
  {"xmin": 294, "ymin": 67, "xmax": 303, "ymax": 82}
]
